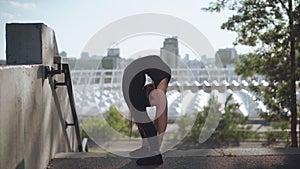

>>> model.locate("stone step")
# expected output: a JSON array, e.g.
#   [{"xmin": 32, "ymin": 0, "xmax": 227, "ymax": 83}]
[{"xmin": 47, "ymin": 148, "xmax": 300, "ymax": 169}]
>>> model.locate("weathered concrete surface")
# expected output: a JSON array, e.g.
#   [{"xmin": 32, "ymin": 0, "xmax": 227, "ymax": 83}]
[
  {"xmin": 48, "ymin": 148, "xmax": 300, "ymax": 169},
  {"xmin": 6, "ymin": 23, "xmax": 58, "ymax": 65},
  {"xmin": 0, "ymin": 65, "xmax": 78, "ymax": 169},
  {"xmin": 0, "ymin": 23, "xmax": 78, "ymax": 169}
]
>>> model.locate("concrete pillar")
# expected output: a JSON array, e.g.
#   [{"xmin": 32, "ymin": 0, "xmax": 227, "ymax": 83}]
[{"xmin": 6, "ymin": 23, "xmax": 58, "ymax": 65}]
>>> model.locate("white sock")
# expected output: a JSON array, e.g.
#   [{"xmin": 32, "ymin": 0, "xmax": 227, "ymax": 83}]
[
  {"xmin": 158, "ymin": 133, "xmax": 165, "ymax": 148},
  {"xmin": 142, "ymin": 138, "xmax": 150, "ymax": 149}
]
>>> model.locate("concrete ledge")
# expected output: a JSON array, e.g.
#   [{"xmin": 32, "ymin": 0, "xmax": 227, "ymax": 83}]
[
  {"xmin": 220, "ymin": 148, "xmax": 300, "ymax": 156},
  {"xmin": 48, "ymin": 148, "xmax": 300, "ymax": 169},
  {"xmin": 52, "ymin": 148, "xmax": 300, "ymax": 159},
  {"xmin": 164, "ymin": 149, "xmax": 222, "ymax": 157},
  {"xmin": 54, "ymin": 152, "xmax": 108, "ymax": 159}
]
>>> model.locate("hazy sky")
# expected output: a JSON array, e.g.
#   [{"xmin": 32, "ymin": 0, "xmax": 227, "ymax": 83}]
[{"xmin": 0, "ymin": 0, "xmax": 252, "ymax": 60}]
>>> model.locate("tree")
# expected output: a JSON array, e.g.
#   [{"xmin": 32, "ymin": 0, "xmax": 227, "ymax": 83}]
[
  {"xmin": 264, "ymin": 120, "xmax": 290, "ymax": 146},
  {"xmin": 60, "ymin": 51, "xmax": 67, "ymax": 57},
  {"xmin": 203, "ymin": 0, "xmax": 300, "ymax": 147},
  {"xmin": 181, "ymin": 95, "xmax": 251, "ymax": 147},
  {"xmin": 104, "ymin": 105, "xmax": 141, "ymax": 138},
  {"xmin": 104, "ymin": 106, "xmax": 130, "ymax": 135},
  {"xmin": 82, "ymin": 105, "xmax": 140, "ymax": 142},
  {"xmin": 211, "ymin": 94, "xmax": 250, "ymax": 146},
  {"xmin": 82, "ymin": 114, "xmax": 114, "ymax": 141}
]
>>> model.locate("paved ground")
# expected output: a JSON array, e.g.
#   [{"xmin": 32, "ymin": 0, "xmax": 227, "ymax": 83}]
[{"xmin": 47, "ymin": 148, "xmax": 300, "ymax": 169}]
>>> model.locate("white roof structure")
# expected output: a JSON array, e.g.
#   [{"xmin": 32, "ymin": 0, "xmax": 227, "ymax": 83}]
[
  {"xmin": 74, "ymin": 84, "xmax": 273, "ymax": 119},
  {"xmin": 71, "ymin": 69, "xmax": 299, "ymax": 119}
]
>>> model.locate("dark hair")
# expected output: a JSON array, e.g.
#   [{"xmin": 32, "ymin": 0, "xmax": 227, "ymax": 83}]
[{"xmin": 143, "ymin": 83, "xmax": 155, "ymax": 95}]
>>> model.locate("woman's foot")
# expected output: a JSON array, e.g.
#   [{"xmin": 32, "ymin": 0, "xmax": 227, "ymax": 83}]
[{"xmin": 136, "ymin": 154, "xmax": 163, "ymax": 166}]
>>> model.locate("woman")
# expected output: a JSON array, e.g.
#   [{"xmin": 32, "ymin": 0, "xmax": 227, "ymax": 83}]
[{"xmin": 122, "ymin": 55, "xmax": 171, "ymax": 165}]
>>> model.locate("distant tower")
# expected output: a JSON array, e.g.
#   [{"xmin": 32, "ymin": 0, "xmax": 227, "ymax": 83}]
[
  {"xmin": 102, "ymin": 48, "xmax": 121, "ymax": 69},
  {"xmin": 215, "ymin": 48, "xmax": 239, "ymax": 68},
  {"xmin": 160, "ymin": 36, "xmax": 179, "ymax": 68},
  {"xmin": 80, "ymin": 52, "xmax": 90, "ymax": 59},
  {"xmin": 107, "ymin": 48, "xmax": 120, "ymax": 57}
]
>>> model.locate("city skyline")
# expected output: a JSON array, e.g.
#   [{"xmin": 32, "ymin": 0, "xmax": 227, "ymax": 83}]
[{"xmin": 0, "ymin": 0, "xmax": 254, "ymax": 60}]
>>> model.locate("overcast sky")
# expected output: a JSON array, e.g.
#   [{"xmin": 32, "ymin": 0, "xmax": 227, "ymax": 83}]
[{"xmin": 0, "ymin": 0, "xmax": 252, "ymax": 60}]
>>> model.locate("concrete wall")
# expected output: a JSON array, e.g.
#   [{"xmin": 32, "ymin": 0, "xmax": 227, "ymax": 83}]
[{"xmin": 0, "ymin": 23, "xmax": 78, "ymax": 169}]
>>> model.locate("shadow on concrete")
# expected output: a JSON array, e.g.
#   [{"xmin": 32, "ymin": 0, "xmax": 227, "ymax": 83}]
[{"xmin": 15, "ymin": 159, "xmax": 25, "ymax": 169}]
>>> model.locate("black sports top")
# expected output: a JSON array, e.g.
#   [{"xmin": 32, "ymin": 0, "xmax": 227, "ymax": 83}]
[{"xmin": 122, "ymin": 55, "xmax": 171, "ymax": 112}]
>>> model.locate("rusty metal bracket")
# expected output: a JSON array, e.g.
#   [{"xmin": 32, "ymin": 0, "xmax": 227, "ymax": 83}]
[
  {"xmin": 45, "ymin": 56, "xmax": 83, "ymax": 152},
  {"xmin": 65, "ymin": 121, "xmax": 75, "ymax": 129}
]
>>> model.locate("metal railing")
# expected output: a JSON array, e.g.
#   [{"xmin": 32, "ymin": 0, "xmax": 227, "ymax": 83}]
[{"xmin": 46, "ymin": 57, "xmax": 84, "ymax": 152}]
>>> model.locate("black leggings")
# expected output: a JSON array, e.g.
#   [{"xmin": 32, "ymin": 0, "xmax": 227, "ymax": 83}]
[
  {"xmin": 135, "ymin": 119, "xmax": 159, "ymax": 151},
  {"xmin": 129, "ymin": 72, "xmax": 159, "ymax": 151}
]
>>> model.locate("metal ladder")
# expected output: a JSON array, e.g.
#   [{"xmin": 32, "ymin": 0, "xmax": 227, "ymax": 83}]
[{"xmin": 45, "ymin": 56, "xmax": 85, "ymax": 152}]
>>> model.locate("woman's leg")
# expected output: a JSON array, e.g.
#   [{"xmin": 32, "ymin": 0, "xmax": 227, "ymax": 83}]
[
  {"xmin": 129, "ymin": 74, "xmax": 159, "ymax": 154},
  {"xmin": 134, "ymin": 113, "xmax": 159, "ymax": 153},
  {"xmin": 154, "ymin": 78, "xmax": 169, "ymax": 147}
]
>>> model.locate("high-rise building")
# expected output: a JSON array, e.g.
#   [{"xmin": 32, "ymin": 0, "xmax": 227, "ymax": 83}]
[
  {"xmin": 160, "ymin": 36, "xmax": 179, "ymax": 68},
  {"xmin": 215, "ymin": 48, "xmax": 239, "ymax": 68},
  {"xmin": 102, "ymin": 48, "xmax": 121, "ymax": 69},
  {"xmin": 107, "ymin": 48, "xmax": 120, "ymax": 57}
]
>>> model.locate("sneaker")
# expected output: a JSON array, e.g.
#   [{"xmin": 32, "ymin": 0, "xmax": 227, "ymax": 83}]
[
  {"xmin": 136, "ymin": 154, "xmax": 163, "ymax": 166},
  {"xmin": 129, "ymin": 146, "xmax": 149, "ymax": 157}
]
